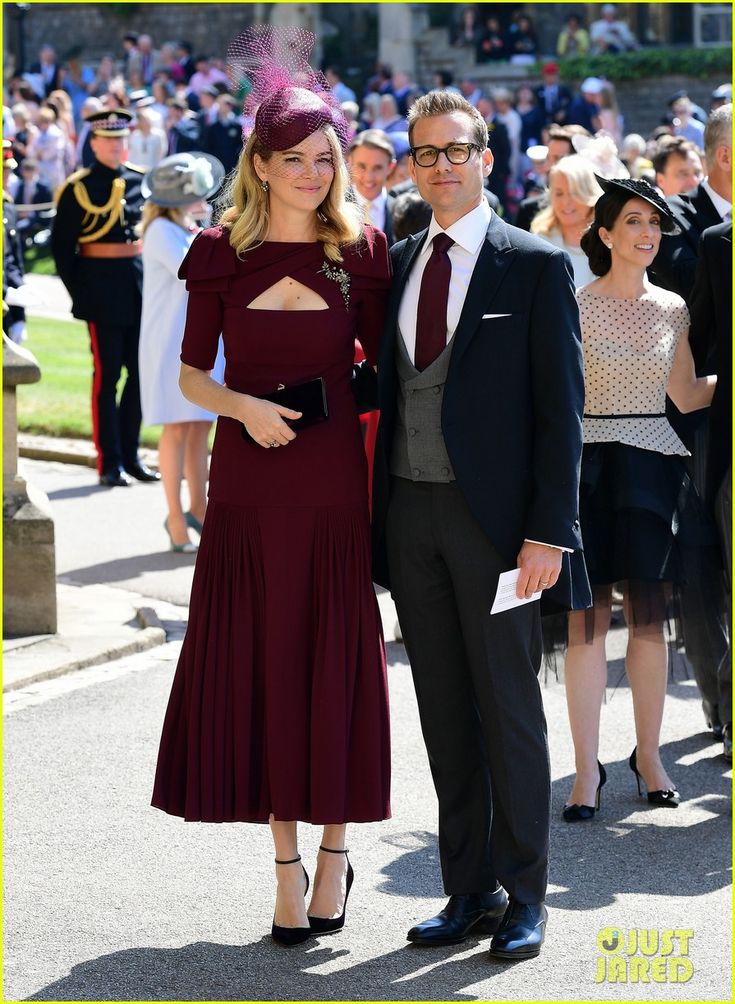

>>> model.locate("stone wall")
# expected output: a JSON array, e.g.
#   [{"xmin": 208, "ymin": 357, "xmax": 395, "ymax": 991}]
[{"xmin": 5, "ymin": 3, "xmax": 266, "ymax": 67}]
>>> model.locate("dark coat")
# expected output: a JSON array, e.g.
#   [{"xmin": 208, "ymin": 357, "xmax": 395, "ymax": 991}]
[
  {"xmin": 203, "ymin": 117, "xmax": 243, "ymax": 176},
  {"xmin": 649, "ymin": 183, "xmax": 723, "ymax": 301},
  {"xmin": 371, "ymin": 212, "xmax": 591, "ymax": 614},
  {"xmin": 688, "ymin": 221, "xmax": 732, "ymax": 506}
]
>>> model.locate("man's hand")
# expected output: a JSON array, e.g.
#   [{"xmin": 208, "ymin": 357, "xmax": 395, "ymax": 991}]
[{"xmin": 516, "ymin": 541, "xmax": 562, "ymax": 599}]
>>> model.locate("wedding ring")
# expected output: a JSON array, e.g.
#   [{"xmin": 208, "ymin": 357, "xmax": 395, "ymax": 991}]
[{"xmin": 539, "ymin": 580, "xmax": 550, "ymax": 587}]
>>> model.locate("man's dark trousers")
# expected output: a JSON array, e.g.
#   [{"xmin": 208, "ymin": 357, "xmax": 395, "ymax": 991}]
[{"xmin": 386, "ymin": 477, "xmax": 549, "ymax": 900}]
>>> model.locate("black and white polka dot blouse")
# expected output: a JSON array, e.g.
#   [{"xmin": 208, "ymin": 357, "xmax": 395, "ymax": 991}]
[{"xmin": 576, "ymin": 283, "xmax": 690, "ymax": 456}]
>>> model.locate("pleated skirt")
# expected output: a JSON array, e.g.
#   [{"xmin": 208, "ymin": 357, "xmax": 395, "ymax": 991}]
[{"xmin": 151, "ymin": 499, "xmax": 391, "ymax": 824}]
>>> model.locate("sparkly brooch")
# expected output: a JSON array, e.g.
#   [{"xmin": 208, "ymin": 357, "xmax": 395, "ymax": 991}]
[{"xmin": 319, "ymin": 261, "xmax": 351, "ymax": 309}]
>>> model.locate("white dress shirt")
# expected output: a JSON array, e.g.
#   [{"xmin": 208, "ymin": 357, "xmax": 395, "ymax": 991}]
[
  {"xmin": 363, "ymin": 189, "xmax": 388, "ymax": 231},
  {"xmin": 398, "ymin": 199, "xmax": 492, "ymax": 363},
  {"xmin": 397, "ymin": 197, "xmax": 571, "ymax": 553},
  {"xmin": 702, "ymin": 179, "xmax": 732, "ymax": 221}
]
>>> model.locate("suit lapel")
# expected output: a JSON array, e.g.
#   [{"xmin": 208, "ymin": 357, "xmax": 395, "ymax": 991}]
[{"xmin": 450, "ymin": 214, "xmax": 517, "ymax": 366}]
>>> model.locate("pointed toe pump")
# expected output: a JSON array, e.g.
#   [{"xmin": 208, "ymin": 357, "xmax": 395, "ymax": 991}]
[
  {"xmin": 562, "ymin": 761, "xmax": 607, "ymax": 821},
  {"xmin": 271, "ymin": 856, "xmax": 312, "ymax": 946},
  {"xmin": 629, "ymin": 748, "xmax": 680, "ymax": 807},
  {"xmin": 308, "ymin": 846, "xmax": 354, "ymax": 935}
]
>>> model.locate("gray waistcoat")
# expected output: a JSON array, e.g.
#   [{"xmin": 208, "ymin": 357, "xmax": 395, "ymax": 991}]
[{"xmin": 390, "ymin": 331, "xmax": 456, "ymax": 482}]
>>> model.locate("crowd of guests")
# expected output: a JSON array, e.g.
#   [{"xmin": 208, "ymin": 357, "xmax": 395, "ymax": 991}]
[
  {"xmin": 2, "ymin": 18, "xmax": 731, "ymax": 960},
  {"xmin": 453, "ymin": 4, "xmax": 640, "ymax": 63}
]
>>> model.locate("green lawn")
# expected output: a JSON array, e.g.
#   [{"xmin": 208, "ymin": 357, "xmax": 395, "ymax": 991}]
[{"xmin": 18, "ymin": 315, "xmax": 162, "ymax": 448}]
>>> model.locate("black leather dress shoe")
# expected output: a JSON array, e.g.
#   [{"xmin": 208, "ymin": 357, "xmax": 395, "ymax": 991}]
[
  {"xmin": 407, "ymin": 888, "xmax": 508, "ymax": 946},
  {"xmin": 488, "ymin": 900, "xmax": 547, "ymax": 960},
  {"xmin": 123, "ymin": 461, "xmax": 161, "ymax": 482},
  {"xmin": 99, "ymin": 467, "xmax": 133, "ymax": 487}
]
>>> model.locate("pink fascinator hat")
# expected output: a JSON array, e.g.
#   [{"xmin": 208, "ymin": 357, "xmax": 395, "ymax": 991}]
[{"xmin": 228, "ymin": 25, "xmax": 350, "ymax": 151}]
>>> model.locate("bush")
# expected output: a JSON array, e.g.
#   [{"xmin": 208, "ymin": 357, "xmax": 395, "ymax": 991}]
[{"xmin": 555, "ymin": 47, "xmax": 731, "ymax": 82}]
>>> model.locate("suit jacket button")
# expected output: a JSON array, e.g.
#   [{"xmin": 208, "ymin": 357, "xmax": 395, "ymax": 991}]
[
  {"xmin": 433, "ymin": 386, "xmax": 441, "ymax": 394},
  {"xmin": 412, "ymin": 468, "xmax": 421, "ymax": 478},
  {"xmin": 441, "ymin": 467, "xmax": 450, "ymax": 476},
  {"xmin": 408, "ymin": 427, "xmax": 417, "ymax": 437}
]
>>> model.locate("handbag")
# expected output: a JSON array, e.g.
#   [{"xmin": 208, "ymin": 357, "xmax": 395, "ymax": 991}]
[{"xmin": 240, "ymin": 377, "xmax": 329, "ymax": 443}]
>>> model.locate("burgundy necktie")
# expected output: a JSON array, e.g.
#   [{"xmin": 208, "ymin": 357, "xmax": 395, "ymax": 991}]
[{"xmin": 415, "ymin": 233, "xmax": 455, "ymax": 371}]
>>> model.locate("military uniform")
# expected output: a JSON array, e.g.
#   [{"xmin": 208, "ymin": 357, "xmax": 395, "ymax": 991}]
[{"xmin": 51, "ymin": 110, "xmax": 158, "ymax": 485}]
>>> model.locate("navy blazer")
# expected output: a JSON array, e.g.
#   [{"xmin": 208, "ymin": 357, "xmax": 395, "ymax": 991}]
[{"xmin": 372, "ymin": 212, "xmax": 591, "ymax": 613}]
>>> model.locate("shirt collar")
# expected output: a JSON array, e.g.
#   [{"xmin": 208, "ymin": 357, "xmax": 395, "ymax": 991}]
[
  {"xmin": 423, "ymin": 199, "xmax": 492, "ymax": 255},
  {"xmin": 702, "ymin": 178, "xmax": 732, "ymax": 220}
]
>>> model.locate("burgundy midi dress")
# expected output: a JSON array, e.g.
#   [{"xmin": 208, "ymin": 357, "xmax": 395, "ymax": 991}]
[{"xmin": 151, "ymin": 224, "xmax": 392, "ymax": 824}]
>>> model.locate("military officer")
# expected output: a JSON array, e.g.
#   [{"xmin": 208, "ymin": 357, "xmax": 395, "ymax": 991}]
[{"xmin": 51, "ymin": 109, "xmax": 160, "ymax": 486}]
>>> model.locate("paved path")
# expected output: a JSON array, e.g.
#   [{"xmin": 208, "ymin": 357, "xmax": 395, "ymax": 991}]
[{"xmin": 3, "ymin": 458, "xmax": 732, "ymax": 1002}]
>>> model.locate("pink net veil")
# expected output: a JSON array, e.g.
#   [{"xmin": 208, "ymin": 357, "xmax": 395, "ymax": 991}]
[{"xmin": 227, "ymin": 24, "xmax": 350, "ymax": 151}]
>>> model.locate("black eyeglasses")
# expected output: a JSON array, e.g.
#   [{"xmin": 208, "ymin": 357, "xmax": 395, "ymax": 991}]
[{"xmin": 409, "ymin": 142, "xmax": 483, "ymax": 167}]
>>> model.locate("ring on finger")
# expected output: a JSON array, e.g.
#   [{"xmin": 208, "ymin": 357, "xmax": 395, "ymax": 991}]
[
  {"xmin": 539, "ymin": 580, "xmax": 550, "ymax": 587},
  {"xmin": 268, "ymin": 440, "xmax": 278, "ymax": 448}
]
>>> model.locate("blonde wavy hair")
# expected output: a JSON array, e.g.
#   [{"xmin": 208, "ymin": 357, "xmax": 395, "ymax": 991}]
[
  {"xmin": 140, "ymin": 203, "xmax": 188, "ymax": 237},
  {"xmin": 218, "ymin": 125, "xmax": 363, "ymax": 262},
  {"xmin": 531, "ymin": 154, "xmax": 603, "ymax": 237}
]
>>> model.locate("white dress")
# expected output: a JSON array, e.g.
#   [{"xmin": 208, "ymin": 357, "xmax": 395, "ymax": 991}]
[
  {"xmin": 139, "ymin": 218, "xmax": 224, "ymax": 425},
  {"xmin": 541, "ymin": 227, "xmax": 596, "ymax": 289}
]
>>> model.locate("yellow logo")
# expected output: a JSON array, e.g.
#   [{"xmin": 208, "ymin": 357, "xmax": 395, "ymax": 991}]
[{"xmin": 594, "ymin": 928, "xmax": 694, "ymax": 983}]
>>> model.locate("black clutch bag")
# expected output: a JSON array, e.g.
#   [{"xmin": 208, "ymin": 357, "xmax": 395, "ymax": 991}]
[{"xmin": 240, "ymin": 377, "xmax": 329, "ymax": 443}]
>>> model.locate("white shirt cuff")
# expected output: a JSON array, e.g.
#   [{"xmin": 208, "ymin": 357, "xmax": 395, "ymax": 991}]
[{"xmin": 524, "ymin": 538, "xmax": 574, "ymax": 554}]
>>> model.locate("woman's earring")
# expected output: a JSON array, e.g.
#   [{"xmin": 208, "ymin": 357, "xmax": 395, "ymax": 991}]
[
  {"xmin": 261, "ymin": 180, "xmax": 269, "ymax": 192},
  {"xmin": 606, "ymin": 243, "xmax": 613, "ymax": 249}
]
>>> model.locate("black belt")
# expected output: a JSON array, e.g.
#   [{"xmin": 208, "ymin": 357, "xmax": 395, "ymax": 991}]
[{"xmin": 584, "ymin": 413, "xmax": 666, "ymax": 419}]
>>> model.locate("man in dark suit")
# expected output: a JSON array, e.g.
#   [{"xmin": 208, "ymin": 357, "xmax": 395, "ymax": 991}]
[
  {"xmin": 535, "ymin": 62, "xmax": 572, "ymax": 126},
  {"xmin": 29, "ymin": 44, "xmax": 61, "ymax": 97},
  {"xmin": 348, "ymin": 129, "xmax": 398, "ymax": 244},
  {"xmin": 687, "ymin": 221, "xmax": 732, "ymax": 761},
  {"xmin": 13, "ymin": 158, "xmax": 53, "ymax": 245},
  {"xmin": 649, "ymin": 103, "xmax": 732, "ymax": 744},
  {"xmin": 372, "ymin": 90, "xmax": 589, "ymax": 960},
  {"xmin": 650, "ymin": 103, "xmax": 732, "ymax": 301},
  {"xmin": 166, "ymin": 97, "xmax": 202, "ymax": 155},
  {"xmin": 203, "ymin": 94, "xmax": 242, "ymax": 176}
]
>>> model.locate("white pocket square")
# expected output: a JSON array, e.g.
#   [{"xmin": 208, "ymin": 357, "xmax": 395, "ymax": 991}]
[{"xmin": 481, "ymin": 313, "xmax": 512, "ymax": 319}]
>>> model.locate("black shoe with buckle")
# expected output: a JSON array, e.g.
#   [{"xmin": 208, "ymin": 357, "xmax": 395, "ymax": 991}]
[
  {"xmin": 99, "ymin": 467, "xmax": 133, "ymax": 487},
  {"xmin": 124, "ymin": 461, "xmax": 161, "ymax": 482},
  {"xmin": 407, "ymin": 888, "xmax": 508, "ymax": 946},
  {"xmin": 488, "ymin": 900, "xmax": 547, "ymax": 960}
]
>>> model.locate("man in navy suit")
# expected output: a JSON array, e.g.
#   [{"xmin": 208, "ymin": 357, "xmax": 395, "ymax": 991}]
[{"xmin": 372, "ymin": 90, "xmax": 589, "ymax": 960}]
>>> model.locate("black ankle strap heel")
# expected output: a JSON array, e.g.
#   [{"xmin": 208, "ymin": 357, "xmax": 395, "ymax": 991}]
[
  {"xmin": 308, "ymin": 847, "xmax": 354, "ymax": 935},
  {"xmin": 272, "ymin": 855, "xmax": 312, "ymax": 946}
]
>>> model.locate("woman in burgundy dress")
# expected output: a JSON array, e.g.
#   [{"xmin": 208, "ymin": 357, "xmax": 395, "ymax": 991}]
[{"xmin": 151, "ymin": 57, "xmax": 391, "ymax": 946}]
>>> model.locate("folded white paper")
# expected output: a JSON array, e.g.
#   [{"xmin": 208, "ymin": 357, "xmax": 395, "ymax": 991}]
[{"xmin": 491, "ymin": 568, "xmax": 542, "ymax": 614}]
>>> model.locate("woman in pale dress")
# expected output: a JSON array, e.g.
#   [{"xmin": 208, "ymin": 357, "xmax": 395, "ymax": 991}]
[
  {"xmin": 561, "ymin": 177, "xmax": 716, "ymax": 820},
  {"xmin": 139, "ymin": 151, "xmax": 225, "ymax": 552},
  {"xmin": 531, "ymin": 155, "xmax": 602, "ymax": 287},
  {"xmin": 128, "ymin": 108, "xmax": 167, "ymax": 169}
]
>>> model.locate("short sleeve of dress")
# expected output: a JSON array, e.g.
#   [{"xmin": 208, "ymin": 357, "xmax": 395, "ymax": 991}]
[
  {"xmin": 343, "ymin": 225, "xmax": 392, "ymax": 366},
  {"xmin": 672, "ymin": 298, "xmax": 690, "ymax": 341},
  {"xmin": 179, "ymin": 226, "xmax": 236, "ymax": 371}
]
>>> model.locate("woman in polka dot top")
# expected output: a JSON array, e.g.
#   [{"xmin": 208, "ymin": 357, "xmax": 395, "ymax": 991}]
[{"xmin": 561, "ymin": 177, "xmax": 716, "ymax": 821}]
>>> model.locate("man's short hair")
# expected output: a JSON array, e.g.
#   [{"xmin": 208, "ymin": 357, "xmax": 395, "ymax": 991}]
[
  {"xmin": 704, "ymin": 102, "xmax": 732, "ymax": 165},
  {"xmin": 391, "ymin": 188, "xmax": 433, "ymax": 242},
  {"xmin": 406, "ymin": 90, "xmax": 488, "ymax": 149},
  {"xmin": 348, "ymin": 129, "xmax": 395, "ymax": 162},
  {"xmin": 651, "ymin": 135, "xmax": 698, "ymax": 175}
]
